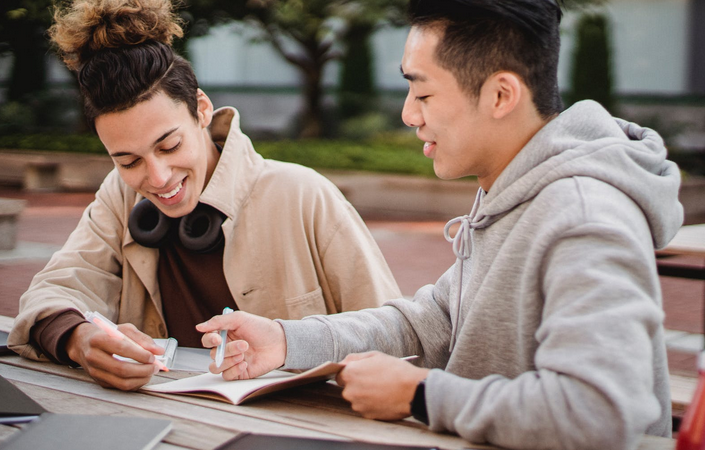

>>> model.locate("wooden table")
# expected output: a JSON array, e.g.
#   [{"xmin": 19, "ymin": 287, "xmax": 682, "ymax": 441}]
[{"xmin": 0, "ymin": 316, "xmax": 675, "ymax": 450}]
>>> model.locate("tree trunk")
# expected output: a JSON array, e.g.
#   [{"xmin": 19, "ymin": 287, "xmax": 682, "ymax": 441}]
[{"xmin": 8, "ymin": 22, "xmax": 47, "ymax": 102}]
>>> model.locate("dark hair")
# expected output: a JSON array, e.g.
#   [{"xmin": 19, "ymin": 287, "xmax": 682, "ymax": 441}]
[
  {"xmin": 409, "ymin": 0, "xmax": 564, "ymax": 119},
  {"xmin": 49, "ymin": 0, "xmax": 198, "ymax": 130}
]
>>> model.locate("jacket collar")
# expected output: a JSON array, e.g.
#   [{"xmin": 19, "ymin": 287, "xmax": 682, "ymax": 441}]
[{"xmin": 199, "ymin": 107, "xmax": 265, "ymax": 224}]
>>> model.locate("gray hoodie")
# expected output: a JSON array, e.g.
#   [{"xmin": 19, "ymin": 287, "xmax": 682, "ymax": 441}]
[{"xmin": 280, "ymin": 100, "xmax": 683, "ymax": 450}]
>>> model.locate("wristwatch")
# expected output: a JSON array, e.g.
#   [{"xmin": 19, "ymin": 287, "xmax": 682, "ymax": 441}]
[{"xmin": 410, "ymin": 379, "xmax": 429, "ymax": 425}]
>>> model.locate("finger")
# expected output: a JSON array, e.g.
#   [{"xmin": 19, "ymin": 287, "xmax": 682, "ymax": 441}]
[
  {"xmin": 196, "ymin": 310, "xmax": 244, "ymax": 333},
  {"xmin": 83, "ymin": 345, "xmax": 159, "ymax": 380},
  {"xmin": 119, "ymin": 324, "xmax": 164, "ymax": 355},
  {"xmin": 202, "ymin": 331, "xmax": 222, "ymax": 349},
  {"xmin": 208, "ymin": 352, "xmax": 246, "ymax": 374},
  {"xmin": 221, "ymin": 360, "xmax": 249, "ymax": 381},
  {"xmin": 88, "ymin": 364, "xmax": 156, "ymax": 391},
  {"xmin": 340, "ymin": 351, "xmax": 377, "ymax": 364},
  {"xmin": 89, "ymin": 332, "xmax": 156, "ymax": 366}
]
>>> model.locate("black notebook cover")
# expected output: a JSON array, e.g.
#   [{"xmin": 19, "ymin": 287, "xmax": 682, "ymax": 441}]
[
  {"xmin": 215, "ymin": 433, "xmax": 439, "ymax": 450},
  {"xmin": 0, "ymin": 413, "xmax": 172, "ymax": 450},
  {"xmin": 0, "ymin": 374, "xmax": 46, "ymax": 424}
]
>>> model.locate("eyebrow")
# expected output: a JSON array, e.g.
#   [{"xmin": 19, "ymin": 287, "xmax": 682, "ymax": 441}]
[
  {"xmin": 400, "ymin": 65, "xmax": 427, "ymax": 82},
  {"xmin": 108, "ymin": 127, "xmax": 180, "ymax": 157}
]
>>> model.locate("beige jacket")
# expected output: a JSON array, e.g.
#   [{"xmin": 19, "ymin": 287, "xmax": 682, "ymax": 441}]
[{"xmin": 10, "ymin": 107, "xmax": 401, "ymax": 360}]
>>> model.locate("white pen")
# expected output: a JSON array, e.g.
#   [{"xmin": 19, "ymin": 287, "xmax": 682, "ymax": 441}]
[{"xmin": 215, "ymin": 307, "xmax": 234, "ymax": 368}]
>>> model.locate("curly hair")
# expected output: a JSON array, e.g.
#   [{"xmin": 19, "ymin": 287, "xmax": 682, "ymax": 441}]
[{"xmin": 49, "ymin": 0, "xmax": 198, "ymax": 130}]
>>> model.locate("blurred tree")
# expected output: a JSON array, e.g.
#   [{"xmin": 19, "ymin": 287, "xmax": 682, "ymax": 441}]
[
  {"xmin": 337, "ymin": 0, "xmax": 406, "ymax": 121},
  {"xmin": 0, "ymin": 1, "xmax": 53, "ymax": 102},
  {"xmin": 185, "ymin": 0, "xmax": 406, "ymax": 138},
  {"xmin": 567, "ymin": 13, "xmax": 614, "ymax": 112}
]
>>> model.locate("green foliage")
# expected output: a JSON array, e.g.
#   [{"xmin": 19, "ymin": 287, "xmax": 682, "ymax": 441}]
[
  {"xmin": 0, "ymin": 133, "xmax": 106, "ymax": 153},
  {"xmin": 339, "ymin": 23, "xmax": 377, "ymax": 119},
  {"xmin": 255, "ymin": 135, "xmax": 434, "ymax": 176},
  {"xmin": 567, "ymin": 13, "xmax": 615, "ymax": 112},
  {"xmin": 0, "ymin": 132, "xmax": 436, "ymax": 176},
  {"xmin": 339, "ymin": 112, "xmax": 392, "ymax": 140}
]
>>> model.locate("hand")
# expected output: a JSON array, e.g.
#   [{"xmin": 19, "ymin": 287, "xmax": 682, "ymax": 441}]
[
  {"xmin": 66, "ymin": 322, "xmax": 164, "ymax": 390},
  {"xmin": 336, "ymin": 351, "xmax": 430, "ymax": 421},
  {"xmin": 196, "ymin": 310, "xmax": 286, "ymax": 381}
]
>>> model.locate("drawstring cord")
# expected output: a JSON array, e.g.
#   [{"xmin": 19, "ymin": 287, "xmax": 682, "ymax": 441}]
[{"xmin": 443, "ymin": 188, "xmax": 485, "ymax": 352}]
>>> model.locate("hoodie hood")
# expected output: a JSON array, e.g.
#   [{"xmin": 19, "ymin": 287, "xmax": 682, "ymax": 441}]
[{"xmin": 477, "ymin": 100, "xmax": 683, "ymax": 249}]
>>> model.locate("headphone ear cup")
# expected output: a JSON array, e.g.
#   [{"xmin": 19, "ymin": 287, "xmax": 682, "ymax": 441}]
[
  {"xmin": 128, "ymin": 199, "xmax": 176, "ymax": 248},
  {"xmin": 178, "ymin": 203, "xmax": 225, "ymax": 254}
]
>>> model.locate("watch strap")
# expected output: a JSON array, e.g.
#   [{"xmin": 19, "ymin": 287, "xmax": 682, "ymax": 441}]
[{"xmin": 410, "ymin": 379, "xmax": 429, "ymax": 425}]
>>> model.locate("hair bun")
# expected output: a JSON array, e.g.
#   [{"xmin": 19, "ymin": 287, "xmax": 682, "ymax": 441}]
[{"xmin": 50, "ymin": 0, "xmax": 183, "ymax": 71}]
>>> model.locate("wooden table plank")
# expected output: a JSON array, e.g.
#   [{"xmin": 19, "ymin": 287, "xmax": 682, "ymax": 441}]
[
  {"xmin": 0, "ymin": 356, "xmax": 477, "ymax": 449},
  {"xmin": 671, "ymin": 374, "xmax": 698, "ymax": 417},
  {"xmin": 0, "ymin": 364, "xmax": 342, "ymax": 446},
  {"xmin": 658, "ymin": 224, "xmax": 705, "ymax": 257},
  {"xmin": 0, "ymin": 315, "xmax": 13, "ymax": 333}
]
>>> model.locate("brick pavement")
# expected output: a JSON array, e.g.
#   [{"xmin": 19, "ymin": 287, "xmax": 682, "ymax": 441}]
[{"xmin": 0, "ymin": 187, "xmax": 703, "ymax": 377}]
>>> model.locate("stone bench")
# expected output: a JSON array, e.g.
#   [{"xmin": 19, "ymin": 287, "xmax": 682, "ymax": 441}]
[
  {"xmin": 0, "ymin": 198, "xmax": 27, "ymax": 251},
  {"xmin": 24, "ymin": 161, "xmax": 60, "ymax": 192}
]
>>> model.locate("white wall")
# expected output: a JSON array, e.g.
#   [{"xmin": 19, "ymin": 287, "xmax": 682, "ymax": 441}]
[{"xmin": 558, "ymin": 0, "xmax": 690, "ymax": 94}]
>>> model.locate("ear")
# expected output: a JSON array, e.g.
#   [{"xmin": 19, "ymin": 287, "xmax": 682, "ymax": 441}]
[
  {"xmin": 196, "ymin": 88, "xmax": 214, "ymax": 128},
  {"xmin": 484, "ymin": 71, "xmax": 522, "ymax": 120}
]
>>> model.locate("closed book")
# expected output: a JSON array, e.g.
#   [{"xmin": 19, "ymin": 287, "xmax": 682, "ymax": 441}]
[
  {"xmin": 0, "ymin": 374, "xmax": 46, "ymax": 424},
  {"xmin": 0, "ymin": 413, "xmax": 172, "ymax": 450}
]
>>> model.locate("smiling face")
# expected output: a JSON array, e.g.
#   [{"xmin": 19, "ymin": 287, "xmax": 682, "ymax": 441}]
[
  {"xmin": 95, "ymin": 90, "xmax": 218, "ymax": 218},
  {"xmin": 401, "ymin": 25, "xmax": 496, "ymax": 181}
]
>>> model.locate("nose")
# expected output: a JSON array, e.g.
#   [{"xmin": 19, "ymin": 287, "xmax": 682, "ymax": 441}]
[
  {"xmin": 401, "ymin": 91, "xmax": 423, "ymax": 128},
  {"xmin": 146, "ymin": 158, "xmax": 171, "ymax": 189}
]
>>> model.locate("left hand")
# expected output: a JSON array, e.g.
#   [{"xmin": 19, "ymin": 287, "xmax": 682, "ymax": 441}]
[{"xmin": 336, "ymin": 351, "xmax": 430, "ymax": 421}]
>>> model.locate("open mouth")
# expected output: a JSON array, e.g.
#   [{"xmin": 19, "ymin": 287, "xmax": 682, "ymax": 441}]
[{"xmin": 157, "ymin": 181, "xmax": 183, "ymax": 199}]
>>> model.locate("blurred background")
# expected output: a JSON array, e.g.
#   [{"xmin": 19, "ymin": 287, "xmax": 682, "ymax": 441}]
[{"xmin": 0, "ymin": 0, "xmax": 704, "ymax": 181}]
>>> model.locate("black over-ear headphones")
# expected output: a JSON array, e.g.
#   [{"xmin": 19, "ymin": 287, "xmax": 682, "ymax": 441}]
[{"xmin": 128, "ymin": 199, "xmax": 226, "ymax": 253}]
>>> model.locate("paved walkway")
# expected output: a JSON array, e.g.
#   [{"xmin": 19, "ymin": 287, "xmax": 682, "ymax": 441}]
[{"xmin": 1, "ymin": 187, "xmax": 703, "ymax": 376}]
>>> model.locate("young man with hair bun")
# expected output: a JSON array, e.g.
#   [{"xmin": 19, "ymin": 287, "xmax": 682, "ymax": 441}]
[{"xmin": 8, "ymin": 0, "xmax": 401, "ymax": 391}]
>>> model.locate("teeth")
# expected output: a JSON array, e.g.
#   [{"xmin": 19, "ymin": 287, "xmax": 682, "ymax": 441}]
[
  {"xmin": 157, "ymin": 181, "xmax": 182, "ymax": 199},
  {"xmin": 424, "ymin": 142, "xmax": 433, "ymax": 150}
]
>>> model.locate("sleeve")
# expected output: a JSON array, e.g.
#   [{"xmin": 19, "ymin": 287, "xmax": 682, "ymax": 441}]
[
  {"xmin": 9, "ymin": 170, "xmax": 130, "ymax": 361},
  {"xmin": 425, "ymin": 222, "xmax": 666, "ymax": 450},
  {"xmin": 280, "ymin": 265, "xmax": 455, "ymax": 370},
  {"xmin": 28, "ymin": 309, "xmax": 88, "ymax": 365},
  {"xmin": 318, "ymin": 199, "xmax": 402, "ymax": 312}
]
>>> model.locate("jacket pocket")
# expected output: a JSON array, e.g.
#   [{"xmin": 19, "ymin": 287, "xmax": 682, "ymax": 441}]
[{"xmin": 284, "ymin": 287, "xmax": 326, "ymax": 319}]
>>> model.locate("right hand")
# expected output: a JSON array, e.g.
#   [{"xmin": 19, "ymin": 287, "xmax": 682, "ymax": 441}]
[
  {"xmin": 66, "ymin": 322, "xmax": 163, "ymax": 390},
  {"xmin": 196, "ymin": 310, "xmax": 286, "ymax": 381}
]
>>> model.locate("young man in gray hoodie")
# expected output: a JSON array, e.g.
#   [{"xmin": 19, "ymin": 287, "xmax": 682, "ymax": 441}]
[{"xmin": 196, "ymin": 0, "xmax": 684, "ymax": 448}]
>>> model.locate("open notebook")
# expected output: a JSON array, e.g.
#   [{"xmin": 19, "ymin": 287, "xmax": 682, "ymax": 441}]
[{"xmin": 142, "ymin": 361, "xmax": 345, "ymax": 405}]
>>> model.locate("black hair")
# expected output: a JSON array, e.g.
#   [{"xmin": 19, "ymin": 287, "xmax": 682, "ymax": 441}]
[{"xmin": 409, "ymin": 0, "xmax": 564, "ymax": 118}]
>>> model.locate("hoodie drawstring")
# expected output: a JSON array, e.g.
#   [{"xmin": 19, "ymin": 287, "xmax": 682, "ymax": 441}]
[{"xmin": 444, "ymin": 188, "xmax": 485, "ymax": 352}]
